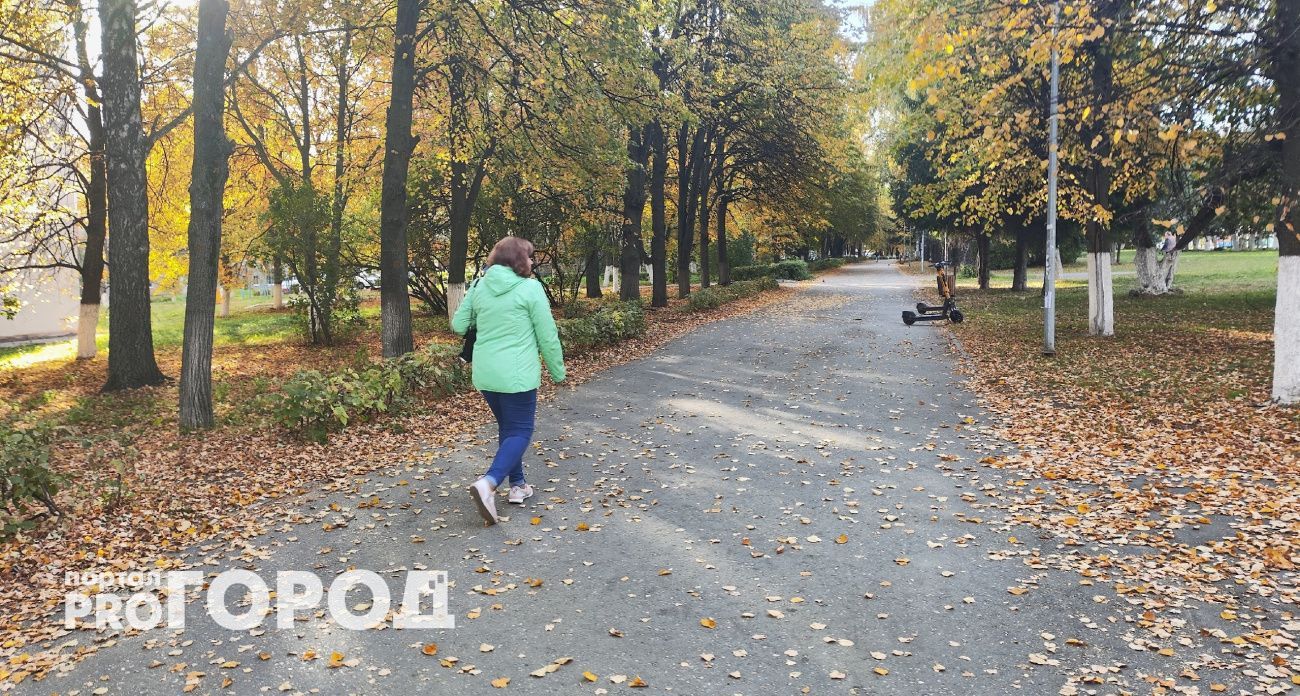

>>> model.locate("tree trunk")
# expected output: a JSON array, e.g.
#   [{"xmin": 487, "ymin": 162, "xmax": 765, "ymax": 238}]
[
  {"xmin": 698, "ymin": 188, "xmax": 712, "ymax": 290},
  {"xmin": 619, "ymin": 126, "xmax": 647, "ymax": 301},
  {"xmin": 699, "ymin": 133, "xmax": 723, "ymax": 290},
  {"xmin": 976, "ymin": 231, "xmax": 990, "ymax": 290},
  {"xmin": 378, "ymin": 0, "xmax": 418, "ymax": 358},
  {"xmin": 178, "ymin": 0, "xmax": 233, "ymax": 429},
  {"xmin": 648, "ymin": 120, "xmax": 668, "ymax": 307},
  {"xmin": 1084, "ymin": 1, "xmax": 1117, "ymax": 337},
  {"xmin": 320, "ymin": 27, "xmax": 353, "ymax": 347},
  {"xmin": 100, "ymin": 0, "xmax": 165, "ymax": 391},
  {"xmin": 272, "ymin": 256, "xmax": 283, "ymax": 308},
  {"xmin": 585, "ymin": 249, "xmax": 602, "ymax": 298},
  {"xmin": 676, "ymin": 125, "xmax": 706, "ymax": 298},
  {"xmin": 1012, "ymin": 220, "xmax": 1029, "ymax": 291},
  {"xmin": 1272, "ymin": 0, "xmax": 1300, "ymax": 404},
  {"xmin": 445, "ymin": 40, "xmax": 472, "ymax": 318},
  {"xmin": 73, "ymin": 2, "xmax": 106, "ymax": 360},
  {"xmin": 717, "ymin": 196, "xmax": 730, "ymax": 286}
]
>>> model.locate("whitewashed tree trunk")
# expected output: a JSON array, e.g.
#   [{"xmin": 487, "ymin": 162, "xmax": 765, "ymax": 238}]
[
  {"xmin": 1133, "ymin": 246, "xmax": 1165, "ymax": 294},
  {"xmin": 219, "ymin": 286, "xmax": 231, "ymax": 317},
  {"xmin": 76, "ymin": 303, "xmax": 99, "ymax": 359},
  {"xmin": 1132, "ymin": 248, "xmax": 1181, "ymax": 295},
  {"xmin": 1273, "ymin": 256, "xmax": 1300, "ymax": 404},
  {"xmin": 272, "ymin": 282, "xmax": 283, "ymax": 309},
  {"xmin": 1087, "ymin": 252, "xmax": 1114, "ymax": 336},
  {"xmin": 446, "ymin": 281, "xmax": 466, "ymax": 320},
  {"xmin": 643, "ymin": 264, "xmax": 654, "ymax": 286}
]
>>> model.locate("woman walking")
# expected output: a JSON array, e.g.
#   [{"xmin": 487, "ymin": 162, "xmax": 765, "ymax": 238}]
[{"xmin": 452, "ymin": 236, "xmax": 565, "ymax": 525}]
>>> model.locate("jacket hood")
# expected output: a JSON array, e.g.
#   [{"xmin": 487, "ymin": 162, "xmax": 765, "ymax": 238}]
[{"xmin": 481, "ymin": 263, "xmax": 528, "ymax": 296}]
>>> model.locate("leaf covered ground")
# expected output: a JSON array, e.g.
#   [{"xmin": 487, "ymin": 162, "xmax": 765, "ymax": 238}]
[{"xmin": 943, "ymin": 268, "xmax": 1300, "ymax": 694}]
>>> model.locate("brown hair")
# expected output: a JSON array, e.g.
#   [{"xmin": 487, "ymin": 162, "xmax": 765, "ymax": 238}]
[{"xmin": 487, "ymin": 236, "xmax": 534, "ymax": 277}]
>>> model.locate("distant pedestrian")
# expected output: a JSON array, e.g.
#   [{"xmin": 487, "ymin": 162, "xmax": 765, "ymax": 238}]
[
  {"xmin": 1161, "ymin": 231, "xmax": 1176, "ymax": 254},
  {"xmin": 452, "ymin": 236, "xmax": 566, "ymax": 526}
]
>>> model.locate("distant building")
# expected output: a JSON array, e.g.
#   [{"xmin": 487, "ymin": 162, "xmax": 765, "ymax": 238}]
[{"xmin": 0, "ymin": 266, "xmax": 79, "ymax": 345}]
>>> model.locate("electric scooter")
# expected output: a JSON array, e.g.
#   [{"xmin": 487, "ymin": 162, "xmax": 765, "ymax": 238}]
[{"xmin": 902, "ymin": 262, "xmax": 965, "ymax": 325}]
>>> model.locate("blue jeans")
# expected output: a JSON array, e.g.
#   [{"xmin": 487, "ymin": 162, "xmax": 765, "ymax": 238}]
[{"xmin": 480, "ymin": 389, "xmax": 536, "ymax": 489}]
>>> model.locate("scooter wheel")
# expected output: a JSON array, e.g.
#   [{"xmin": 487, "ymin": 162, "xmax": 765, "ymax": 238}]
[
  {"xmin": 949, "ymin": 309, "xmax": 964, "ymax": 324},
  {"xmin": 916, "ymin": 302, "xmax": 928, "ymax": 314},
  {"xmin": 902, "ymin": 311, "xmax": 917, "ymax": 326}
]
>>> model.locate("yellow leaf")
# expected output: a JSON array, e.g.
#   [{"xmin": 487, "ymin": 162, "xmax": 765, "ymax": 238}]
[
  {"xmin": 1205, "ymin": 0, "xmax": 1217, "ymax": 11},
  {"xmin": 835, "ymin": 534, "xmax": 848, "ymax": 544},
  {"xmin": 1077, "ymin": 503, "xmax": 1090, "ymax": 514},
  {"xmin": 575, "ymin": 522, "xmax": 590, "ymax": 531},
  {"xmin": 583, "ymin": 671, "xmax": 598, "ymax": 682},
  {"xmin": 421, "ymin": 643, "xmax": 438, "ymax": 656},
  {"xmin": 629, "ymin": 676, "xmax": 648, "ymax": 687},
  {"xmin": 530, "ymin": 517, "xmax": 541, "ymax": 525},
  {"xmin": 700, "ymin": 617, "xmax": 717, "ymax": 629},
  {"xmin": 490, "ymin": 677, "xmax": 510, "ymax": 688},
  {"xmin": 874, "ymin": 667, "xmax": 889, "ymax": 676}
]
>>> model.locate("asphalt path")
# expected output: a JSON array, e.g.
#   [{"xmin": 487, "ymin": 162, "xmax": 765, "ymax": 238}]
[{"xmin": 21, "ymin": 263, "xmax": 1256, "ymax": 695}]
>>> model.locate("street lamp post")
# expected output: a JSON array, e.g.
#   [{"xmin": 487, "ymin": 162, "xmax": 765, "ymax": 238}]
[{"xmin": 1043, "ymin": 0, "xmax": 1060, "ymax": 356}]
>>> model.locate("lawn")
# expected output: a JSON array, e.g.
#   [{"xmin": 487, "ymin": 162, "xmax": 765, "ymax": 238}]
[
  {"xmin": 0, "ymin": 290, "xmax": 304, "ymax": 367},
  {"xmin": 961, "ymin": 249, "xmax": 1278, "ymax": 294}
]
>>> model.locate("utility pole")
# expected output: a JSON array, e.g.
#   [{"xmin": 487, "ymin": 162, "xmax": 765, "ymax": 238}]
[{"xmin": 1043, "ymin": 0, "xmax": 1060, "ymax": 356}]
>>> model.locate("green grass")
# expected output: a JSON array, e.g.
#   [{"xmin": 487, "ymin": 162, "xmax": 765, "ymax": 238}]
[
  {"xmin": 0, "ymin": 290, "xmax": 306, "ymax": 368},
  {"xmin": 966, "ymin": 250, "xmax": 1277, "ymax": 294},
  {"xmin": 953, "ymin": 249, "xmax": 1277, "ymax": 388}
]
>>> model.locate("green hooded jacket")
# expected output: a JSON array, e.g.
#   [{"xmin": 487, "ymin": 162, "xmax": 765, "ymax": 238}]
[{"xmin": 451, "ymin": 264, "xmax": 565, "ymax": 393}]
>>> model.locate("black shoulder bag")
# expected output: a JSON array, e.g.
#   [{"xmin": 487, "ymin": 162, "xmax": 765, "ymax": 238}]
[{"xmin": 458, "ymin": 278, "xmax": 480, "ymax": 362}]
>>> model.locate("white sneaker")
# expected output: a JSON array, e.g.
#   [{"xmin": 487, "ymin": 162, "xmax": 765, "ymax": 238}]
[
  {"xmin": 507, "ymin": 484, "xmax": 534, "ymax": 504},
  {"xmin": 469, "ymin": 478, "xmax": 498, "ymax": 525}
]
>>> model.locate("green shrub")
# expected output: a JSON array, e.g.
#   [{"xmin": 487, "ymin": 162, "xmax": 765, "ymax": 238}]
[
  {"xmin": 733, "ymin": 260, "xmax": 813, "ymax": 281},
  {"xmin": 286, "ymin": 285, "xmax": 366, "ymax": 344},
  {"xmin": 268, "ymin": 343, "xmax": 469, "ymax": 442},
  {"xmin": 773, "ymin": 259, "xmax": 813, "ymax": 280},
  {"xmin": 685, "ymin": 277, "xmax": 777, "ymax": 312},
  {"xmin": 729, "ymin": 264, "xmax": 777, "ymax": 281},
  {"xmin": 557, "ymin": 301, "xmax": 646, "ymax": 355},
  {"xmin": 808, "ymin": 258, "xmax": 846, "ymax": 273},
  {"xmin": 1, "ymin": 423, "xmax": 66, "ymax": 537}
]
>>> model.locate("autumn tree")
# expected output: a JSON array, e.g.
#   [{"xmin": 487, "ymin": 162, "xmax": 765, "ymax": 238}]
[
  {"xmin": 377, "ymin": 0, "xmax": 424, "ymax": 357},
  {"xmin": 178, "ymin": 0, "xmax": 233, "ymax": 430}
]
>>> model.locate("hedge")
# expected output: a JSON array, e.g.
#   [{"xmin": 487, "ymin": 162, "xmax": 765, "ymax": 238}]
[
  {"xmin": 557, "ymin": 300, "xmax": 646, "ymax": 355},
  {"xmin": 267, "ymin": 343, "xmax": 469, "ymax": 442},
  {"xmin": 808, "ymin": 258, "xmax": 846, "ymax": 273},
  {"xmin": 685, "ymin": 277, "xmax": 778, "ymax": 312},
  {"xmin": 730, "ymin": 259, "xmax": 812, "ymax": 281}
]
